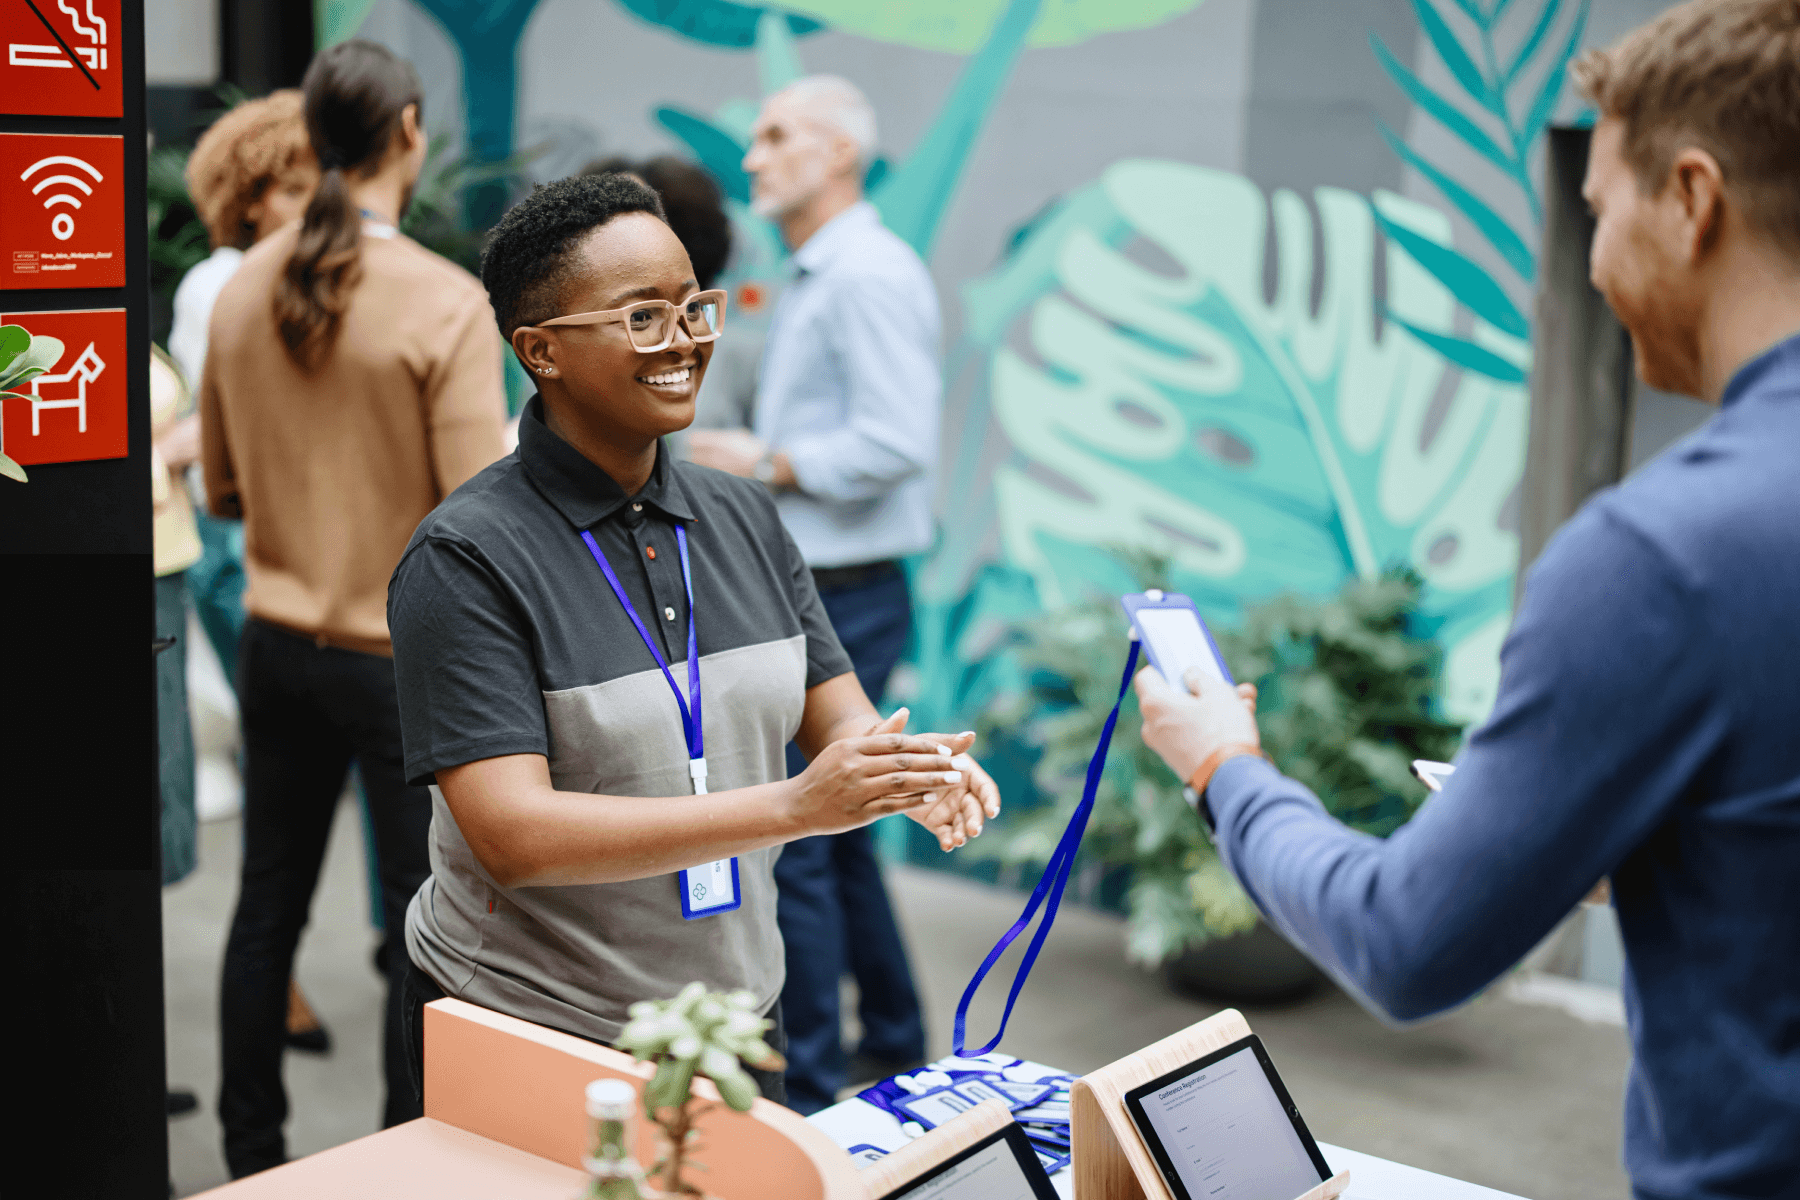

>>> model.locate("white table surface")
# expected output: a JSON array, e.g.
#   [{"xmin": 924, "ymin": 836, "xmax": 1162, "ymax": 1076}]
[{"xmin": 809, "ymin": 1058, "xmax": 1528, "ymax": 1200}]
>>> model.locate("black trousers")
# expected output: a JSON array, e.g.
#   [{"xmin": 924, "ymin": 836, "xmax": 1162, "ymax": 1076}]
[
  {"xmin": 218, "ymin": 619, "xmax": 432, "ymax": 1178},
  {"xmin": 401, "ymin": 961, "xmax": 789, "ymax": 1108}
]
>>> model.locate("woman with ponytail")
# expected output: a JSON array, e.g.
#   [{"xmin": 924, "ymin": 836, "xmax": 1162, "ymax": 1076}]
[{"xmin": 197, "ymin": 39, "xmax": 506, "ymax": 1179}]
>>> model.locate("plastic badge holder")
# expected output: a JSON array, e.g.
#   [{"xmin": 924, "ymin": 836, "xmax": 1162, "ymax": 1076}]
[
  {"xmin": 893, "ymin": 1084, "xmax": 984, "ymax": 1131},
  {"xmin": 1120, "ymin": 590, "xmax": 1234, "ymax": 690},
  {"xmin": 991, "ymin": 1079, "xmax": 1057, "ymax": 1110}
]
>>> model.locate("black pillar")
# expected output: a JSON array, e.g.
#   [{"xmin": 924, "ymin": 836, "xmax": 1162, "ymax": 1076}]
[
  {"xmin": 3, "ymin": 1, "xmax": 167, "ymax": 1195},
  {"xmin": 221, "ymin": 0, "xmax": 316, "ymax": 95}
]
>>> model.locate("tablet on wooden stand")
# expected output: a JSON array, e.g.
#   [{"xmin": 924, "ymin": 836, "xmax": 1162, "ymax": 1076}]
[
  {"xmin": 1072, "ymin": 1009, "xmax": 1349, "ymax": 1200},
  {"xmin": 860, "ymin": 1098, "xmax": 1059, "ymax": 1200}
]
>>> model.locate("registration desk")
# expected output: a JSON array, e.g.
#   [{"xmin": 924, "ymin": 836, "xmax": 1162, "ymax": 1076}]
[{"xmin": 192, "ymin": 998, "xmax": 1527, "ymax": 1200}]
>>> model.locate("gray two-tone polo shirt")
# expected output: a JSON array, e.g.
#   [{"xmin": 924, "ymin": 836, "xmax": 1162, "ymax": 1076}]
[{"xmin": 390, "ymin": 397, "xmax": 851, "ymax": 1042}]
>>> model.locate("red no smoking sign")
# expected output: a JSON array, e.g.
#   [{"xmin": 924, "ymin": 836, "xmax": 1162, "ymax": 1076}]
[
  {"xmin": 1, "ymin": 307, "xmax": 126, "ymax": 465},
  {"xmin": 0, "ymin": 132, "xmax": 124, "ymax": 289},
  {"xmin": 0, "ymin": 0, "xmax": 122, "ymax": 117}
]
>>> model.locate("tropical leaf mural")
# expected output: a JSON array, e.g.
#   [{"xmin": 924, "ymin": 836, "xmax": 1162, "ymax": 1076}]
[
  {"xmin": 1371, "ymin": 0, "xmax": 1590, "ymax": 380},
  {"xmin": 907, "ymin": 0, "xmax": 1588, "ymax": 736},
  {"xmin": 777, "ymin": 0, "xmax": 1208, "ymax": 54},
  {"xmin": 906, "ymin": 165, "xmax": 1527, "ymax": 753}
]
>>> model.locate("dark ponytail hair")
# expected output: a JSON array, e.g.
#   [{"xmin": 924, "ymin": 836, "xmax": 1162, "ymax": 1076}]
[{"xmin": 275, "ymin": 40, "xmax": 423, "ymax": 371}]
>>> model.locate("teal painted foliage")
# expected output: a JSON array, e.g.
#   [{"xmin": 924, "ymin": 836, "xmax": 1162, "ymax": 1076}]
[
  {"xmin": 616, "ymin": 0, "xmax": 822, "ymax": 46},
  {"xmin": 906, "ymin": 0, "xmax": 1594, "ymax": 759},
  {"xmin": 1371, "ymin": 0, "xmax": 1590, "ymax": 380}
]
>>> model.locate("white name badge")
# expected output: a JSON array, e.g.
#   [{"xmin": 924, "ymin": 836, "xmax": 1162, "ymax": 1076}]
[
  {"xmin": 679, "ymin": 757, "xmax": 740, "ymax": 919},
  {"xmin": 681, "ymin": 857, "xmax": 740, "ymax": 919}
]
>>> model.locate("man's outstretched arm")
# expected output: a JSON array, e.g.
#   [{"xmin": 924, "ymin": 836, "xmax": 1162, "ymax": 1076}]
[{"xmin": 1138, "ymin": 507, "xmax": 1722, "ymax": 1021}]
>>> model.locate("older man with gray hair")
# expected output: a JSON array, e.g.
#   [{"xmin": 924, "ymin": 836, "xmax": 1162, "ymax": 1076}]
[{"xmin": 688, "ymin": 74, "xmax": 940, "ymax": 1113}]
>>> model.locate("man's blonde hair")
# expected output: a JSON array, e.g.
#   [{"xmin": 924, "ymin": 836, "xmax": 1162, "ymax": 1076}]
[
  {"xmin": 1573, "ymin": 0, "xmax": 1800, "ymax": 259},
  {"xmin": 184, "ymin": 89, "xmax": 316, "ymax": 250}
]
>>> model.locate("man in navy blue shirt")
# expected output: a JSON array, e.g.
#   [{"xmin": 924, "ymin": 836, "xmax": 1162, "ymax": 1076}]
[{"xmin": 1134, "ymin": 3, "xmax": 1800, "ymax": 1198}]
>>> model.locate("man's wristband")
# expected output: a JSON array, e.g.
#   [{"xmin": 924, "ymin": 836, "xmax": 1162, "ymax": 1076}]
[{"xmin": 1187, "ymin": 742, "xmax": 1268, "ymax": 798}]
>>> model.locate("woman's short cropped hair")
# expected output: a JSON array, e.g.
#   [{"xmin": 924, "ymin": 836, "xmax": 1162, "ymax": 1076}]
[
  {"xmin": 481, "ymin": 173, "xmax": 668, "ymax": 341},
  {"xmin": 1573, "ymin": 0, "xmax": 1800, "ymax": 259},
  {"xmin": 185, "ymin": 90, "xmax": 314, "ymax": 251}
]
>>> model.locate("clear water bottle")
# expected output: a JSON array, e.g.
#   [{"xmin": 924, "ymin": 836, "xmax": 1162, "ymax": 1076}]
[{"xmin": 581, "ymin": 1077, "xmax": 648, "ymax": 1200}]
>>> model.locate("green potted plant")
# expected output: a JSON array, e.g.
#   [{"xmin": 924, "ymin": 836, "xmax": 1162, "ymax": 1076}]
[
  {"xmin": 0, "ymin": 322, "xmax": 66, "ymax": 483},
  {"xmin": 983, "ymin": 557, "xmax": 1463, "ymax": 1002},
  {"xmin": 614, "ymin": 981, "xmax": 786, "ymax": 1198}
]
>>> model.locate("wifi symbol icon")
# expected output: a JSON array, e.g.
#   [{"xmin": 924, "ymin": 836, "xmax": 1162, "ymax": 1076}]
[{"xmin": 21, "ymin": 155, "xmax": 103, "ymax": 242}]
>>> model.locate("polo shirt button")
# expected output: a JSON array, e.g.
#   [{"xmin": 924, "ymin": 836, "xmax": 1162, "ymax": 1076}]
[
  {"xmin": 631, "ymin": 503, "xmax": 643, "ymax": 512},
  {"xmin": 663, "ymin": 606, "xmax": 676, "ymax": 621}
]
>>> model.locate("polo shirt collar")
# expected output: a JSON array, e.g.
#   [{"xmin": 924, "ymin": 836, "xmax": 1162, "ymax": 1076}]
[
  {"xmin": 1720, "ymin": 329, "xmax": 1800, "ymax": 411},
  {"xmin": 518, "ymin": 395, "xmax": 697, "ymax": 530},
  {"xmin": 790, "ymin": 200, "xmax": 879, "ymax": 279}
]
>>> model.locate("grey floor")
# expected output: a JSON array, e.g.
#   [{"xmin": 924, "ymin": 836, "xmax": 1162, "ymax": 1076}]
[{"xmin": 164, "ymin": 803, "xmax": 1632, "ymax": 1199}]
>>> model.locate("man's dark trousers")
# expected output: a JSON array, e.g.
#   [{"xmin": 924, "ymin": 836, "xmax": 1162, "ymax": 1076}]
[
  {"xmin": 776, "ymin": 567, "xmax": 926, "ymax": 1114},
  {"xmin": 217, "ymin": 619, "xmax": 431, "ymax": 1177}
]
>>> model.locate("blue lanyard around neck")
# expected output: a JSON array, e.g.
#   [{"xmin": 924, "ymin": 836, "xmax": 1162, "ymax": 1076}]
[
  {"xmin": 952, "ymin": 639, "xmax": 1140, "ymax": 1056},
  {"xmin": 579, "ymin": 522, "xmax": 702, "ymax": 762}
]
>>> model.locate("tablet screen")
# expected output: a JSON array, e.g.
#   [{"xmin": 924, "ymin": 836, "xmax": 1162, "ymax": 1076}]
[
  {"xmin": 1135, "ymin": 606, "xmax": 1228, "ymax": 688},
  {"xmin": 1124, "ymin": 1037, "xmax": 1327, "ymax": 1200},
  {"xmin": 876, "ymin": 1123, "xmax": 1057, "ymax": 1200}
]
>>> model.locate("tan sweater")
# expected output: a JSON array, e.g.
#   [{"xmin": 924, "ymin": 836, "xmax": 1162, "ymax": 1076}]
[{"xmin": 200, "ymin": 224, "xmax": 507, "ymax": 655}]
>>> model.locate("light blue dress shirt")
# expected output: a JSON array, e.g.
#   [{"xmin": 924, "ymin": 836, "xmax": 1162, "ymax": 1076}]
[{"xmin": 753, "ymin": 201, "xmax": 942, "ymax": 568}]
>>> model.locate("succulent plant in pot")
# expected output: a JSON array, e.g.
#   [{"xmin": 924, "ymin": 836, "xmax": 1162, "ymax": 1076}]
[
  {"xmin": 983, "ymin": 554, "xmax": 1464, "ymax": 1001},
  {"xmin": 615, "ymin": 982, "xmax": 786, "ymax": 1198}
]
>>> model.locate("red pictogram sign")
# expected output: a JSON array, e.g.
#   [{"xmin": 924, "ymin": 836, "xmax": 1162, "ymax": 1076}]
[
  {"xmin": 0, "ymin": 0, "xmax": 120, "ymax": 117},
  {"xmin": 0, "ymin": 307, "xmax": 126, "ymax": 465},
  {"xmin": 0, "ymin": 132, "xmax": 124, "ymax": 289}
]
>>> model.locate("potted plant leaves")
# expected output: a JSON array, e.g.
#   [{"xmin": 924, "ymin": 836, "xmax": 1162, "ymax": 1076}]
[
  {"xmin": 0, "ymin": 322, "xmax": 66, "ymax": 483},
  {"xmin": 984, "ymin": 557, "xmax": 1463, "ymax": 1003},
  {"xmin": 614, "ymin": 982, "xmax": 786, "ymax": 1198}
]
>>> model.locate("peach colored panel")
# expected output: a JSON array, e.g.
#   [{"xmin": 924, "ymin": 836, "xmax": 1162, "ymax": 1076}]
[
  {"xmin": 423, "ymin": 997, "xmax": 865, "ymax": 1200},
  {"xmin": 186, "ymin": 1118, "xmax": 585, "ymax": 1199}
]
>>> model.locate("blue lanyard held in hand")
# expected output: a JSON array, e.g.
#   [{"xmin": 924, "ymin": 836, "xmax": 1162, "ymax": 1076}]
[
  {"xmin": 580, "ymin": 522, "xmax": 741, "ymax": 919},
  {"xmin": 951, "ymin": 639, "xmax": 1141, "ymax": 1055}
]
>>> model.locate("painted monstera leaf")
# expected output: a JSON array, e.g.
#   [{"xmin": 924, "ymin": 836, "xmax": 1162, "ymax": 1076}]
[
  {"xmin": 779, "ymin": 0, "xmax": 1207, "ymax": 53},
  {"xmin": 614, "ymin": 0, "xmax": 822, "ymax": 46},
  {"xmin": 946, "ymin": 162, "xmax": 1526, "ymax": 724}
]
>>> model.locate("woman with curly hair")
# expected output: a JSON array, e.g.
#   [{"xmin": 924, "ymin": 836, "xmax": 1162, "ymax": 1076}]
[{"xmin": 171, "ymin": 89, "xmax": 318, "ymax": 395}]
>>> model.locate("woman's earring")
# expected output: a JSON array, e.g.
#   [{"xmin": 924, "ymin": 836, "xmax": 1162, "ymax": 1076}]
[{"xmin": 537, "ymin": 367, "xmax": 551, "ymax": 375}]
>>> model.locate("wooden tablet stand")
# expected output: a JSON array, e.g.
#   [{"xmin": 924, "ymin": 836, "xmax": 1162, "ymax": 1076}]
[
  {"xmin": 1071, "ymin": 1008, "xmax": 1349, "ymax": 1200},
  {"xmin": 858, "ymin": 1098, "xmax": 1014, "ymax": 1199},
  {"xmin": 423, "ymin": 997, "xmax": 865, "ymax": 1200}
]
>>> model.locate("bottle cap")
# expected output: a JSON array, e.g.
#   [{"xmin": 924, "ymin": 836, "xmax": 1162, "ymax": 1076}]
[{"xmin": 586, "ymin": 1077, "xmax": 638, "ymax": 1119}]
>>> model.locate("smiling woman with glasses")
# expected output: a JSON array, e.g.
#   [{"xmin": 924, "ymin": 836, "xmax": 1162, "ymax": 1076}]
[{"xmin": 382, "ymin": 172, "xmax": 1003, "ymax": 1105}]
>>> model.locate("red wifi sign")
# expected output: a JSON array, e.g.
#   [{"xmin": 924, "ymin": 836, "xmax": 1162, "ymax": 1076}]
[{"xmin": 0, "ymin": 132, "xmax": 124, "ymax": 289}]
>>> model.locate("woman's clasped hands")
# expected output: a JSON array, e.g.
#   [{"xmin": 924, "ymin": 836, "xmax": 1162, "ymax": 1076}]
[{"xmin": 788, "ymin": 706, "xmax": 1000, "ymax": 853}]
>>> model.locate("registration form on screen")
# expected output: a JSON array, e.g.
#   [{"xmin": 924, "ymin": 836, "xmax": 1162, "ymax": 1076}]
[
  {"xmin": 1135, "ymin": 1047, "xmax": 1320, "ymax": 1200},
  {"xmin": 890, "ymin": 1138, "xmax": 1040, "ymax": 1200}
]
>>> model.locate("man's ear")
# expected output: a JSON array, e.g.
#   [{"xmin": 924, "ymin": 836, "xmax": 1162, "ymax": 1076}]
[
  {"xmin": 512, "ymin": 326, "xmax": 556, "ymax": 377},
  {"xmin": 830, "ymin": 132, "xmax": 863, "ymax": 183},
  {"xmin": 1670, "ymin": 146, "xmax": 1726, "ymax": 262}
]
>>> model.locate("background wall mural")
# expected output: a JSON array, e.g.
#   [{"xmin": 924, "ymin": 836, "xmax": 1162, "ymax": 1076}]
[{"xmin": 332, "ymin": 0, "xmax": 1671, "ymax": 863}]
